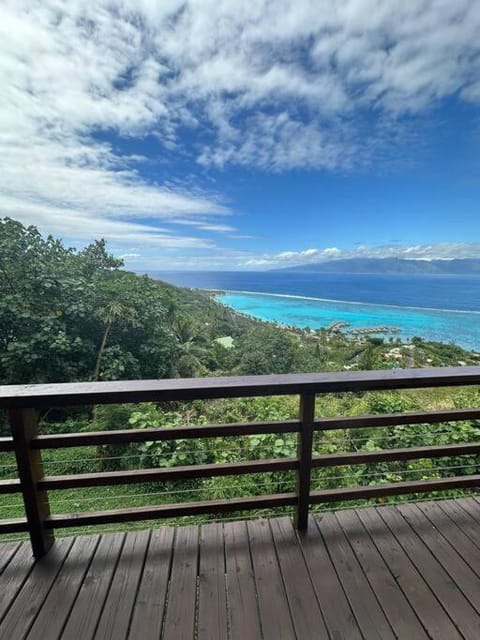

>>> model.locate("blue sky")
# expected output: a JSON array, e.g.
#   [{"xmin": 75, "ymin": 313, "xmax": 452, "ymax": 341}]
[{"xmin": 1, "ymin": 1, "xmax": 479, "ymax": 270}]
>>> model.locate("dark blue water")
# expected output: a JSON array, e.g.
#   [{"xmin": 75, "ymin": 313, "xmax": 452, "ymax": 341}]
[
  {"xmin": 150, "ymin": 271, "xmax": 480, "ymax": 349},
  {"xmin": 153, "ymin": 271, "xmax": 480, "ymax": 312}
]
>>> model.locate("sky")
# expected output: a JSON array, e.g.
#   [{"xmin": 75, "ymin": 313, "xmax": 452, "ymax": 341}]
[{"xmin": 1, "ymin": 0, "xmax": 480, "ymax": 271}]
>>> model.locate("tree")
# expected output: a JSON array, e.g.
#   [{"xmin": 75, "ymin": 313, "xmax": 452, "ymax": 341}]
[
  {"xmin": 236, "ymin": 325, "xmax": 298, "ymax": 375},
  {"xmin": 0, "ymin": 218, "xmax": 177, "ymax": 384},
  {"xmin": 173, "ymin": 318, "xmax": 208, "ymax": 377},
  {"xmin": 93, "ymin": 299, "xmax": 137, "ymax": 380},
  {"xmin": 0, "ymin": 218, "xmax": 96, "ymax": 382}
]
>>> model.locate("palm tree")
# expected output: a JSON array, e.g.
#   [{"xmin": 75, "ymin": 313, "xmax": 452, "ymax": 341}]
[
  {"xmin": 173, "ymin": 317, "xmax": 208, "ymax": 377},
  {"xmin": 93, "ymin": 300, "xmax": 137, "ymax": 380}
]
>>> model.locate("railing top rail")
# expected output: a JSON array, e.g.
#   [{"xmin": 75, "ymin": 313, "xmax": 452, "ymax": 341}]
[{"xmin": 0, "ymin": 366, "xmax": 479, "ymax": 408}]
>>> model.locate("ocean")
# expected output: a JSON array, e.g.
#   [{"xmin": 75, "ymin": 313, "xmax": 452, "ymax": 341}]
[{"xmin": 151, "ymin": 271, "xmax": 480, "ymax": 351}]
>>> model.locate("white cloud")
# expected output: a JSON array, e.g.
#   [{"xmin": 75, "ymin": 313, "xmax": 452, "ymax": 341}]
[
  {"xmin": 118, "ymin": 240, "xmax": 480, "ymax": 271},
  {"xmin": 0, "ymin": 0, "xmax": 229, "ymax": 251},
  {"xmin": 1, "ymin": 0, "xmax": 479, "ymax": 258},
  {"xmin": 246, "ymin": 242, "xmax": 480, "ymax": 268}
]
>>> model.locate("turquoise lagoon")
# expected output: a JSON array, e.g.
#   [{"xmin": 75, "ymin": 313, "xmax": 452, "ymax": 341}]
[{"xmin": 217, "ymin": 291, "xmax": 480, "ymax": 351}]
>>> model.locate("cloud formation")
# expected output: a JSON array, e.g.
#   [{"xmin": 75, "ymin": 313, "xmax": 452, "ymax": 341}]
[
  {"xmin": 1, "ymin": 1, "xmax": 479, "ymax": 257},
  {"xmin": 246, "ymin": 242, "xmax": 480, "ymax": 268}
]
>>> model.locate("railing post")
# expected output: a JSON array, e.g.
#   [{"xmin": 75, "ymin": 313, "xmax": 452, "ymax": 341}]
[
  {"xmin": 295, "ymin": 393, "xmax": 315, "ymax": 530},
  {"xmin": 9, "ymin": 408, "xmax": 54, "ymax": 558}
]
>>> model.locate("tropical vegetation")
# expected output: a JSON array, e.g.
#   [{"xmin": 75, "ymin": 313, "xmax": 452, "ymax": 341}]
[{"xmin": 1, "ymin": 217, "xmax": 479, "ymax": 534}]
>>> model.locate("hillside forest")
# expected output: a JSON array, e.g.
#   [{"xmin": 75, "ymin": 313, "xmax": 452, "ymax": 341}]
[{"xmin": 1, "ymin": 217, "xmax": 479, "ymax": 533}]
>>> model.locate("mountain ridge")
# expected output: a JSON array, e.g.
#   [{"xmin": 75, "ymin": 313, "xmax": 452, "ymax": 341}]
[{"xmin": 275, "ymin": 257, "xmax": 480, "ymax": 275}]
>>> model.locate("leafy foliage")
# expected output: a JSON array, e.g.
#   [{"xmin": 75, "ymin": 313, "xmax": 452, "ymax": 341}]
[{"xmin": 1, "ymin": 218, "xmax": 480, "ymax": 529}]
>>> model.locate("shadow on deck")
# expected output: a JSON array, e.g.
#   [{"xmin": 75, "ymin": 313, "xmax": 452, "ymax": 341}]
[{"xmin": 2, "ymin": 497, "xmax": 480, "ymax": 640}]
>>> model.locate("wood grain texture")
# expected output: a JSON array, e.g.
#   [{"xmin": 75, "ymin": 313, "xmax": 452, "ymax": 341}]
[
  {"xmin": 357, "ymin": 506, "xmax": 463, "ymax": 640},
  {"xmin": 162, "ymin": 526, "xmax": 199, "ymax": 640},
  {"xmin": 1, "ymin": 500, "xmax": 480, "ymax": 640},
  {"xmin": 336, "ymin": 508, "xmax": 429, "ymax": 639},
  {"xmin": 40, "ymin": 457, "xmax": 297, "ymax": 490},
  {"xmin": 0, "ymin": 537, "xmax": 73, "ymax": 640},
  {"xmin": 34, "ymin": 420, "xmax": 300, "ymax": 448},
  {"xmin": 380, "ymin": 505, "xmax": 480, "ymax": 639},
  {"xmin": 298, "ymin": 516, "xmax": 362, "ymax": 640},
  {"xmin": 0, "ymin": 543, "xmax": 35, "ymax": 623},
  {"xmin": 312, "ymin": 441, "xmax": 480, "ymax": 467},
  {"xmin": 438, "ymin": 499, "xmax": 480, "ymax": 550},
  {"xmin": 295, "ymin": 393, "xmax": 315, "ymax": 529},
  {"xmin": 26, "ymin": 535, "xmax": 99, "ymax": 640},
  {"xmin": 1, "ymin": 365, "xmax": 478, "ymax": 408},
  {"xmin": 46, "ymin": 492, "xmax": 297, "ymax": 529},
  {"xmin": 310, "ymin": 473, "xmax": 480, "ymax": 503},
  {"xmin": 397, "ymin": 503, "xmax": 480, "ymax": 614},
  {"xmin": 197, "ymin": 523, "xmax": 228, "ymax": 640},
  {"xmin": 247, "ymin": 518, "xmax": 296, "ymax": 640},
  {"xmin": 0, "ymin": 543, "xmax": 20, "ymax": 575},
  {"xmin": 61, "ymin": 533, "xmax": 126, "ymax": 640},
  {"xmin": 270, "ymin": 516, "xmax": 329, "ymax": 639},
  {"xmin": 9, "ymin": 408, "xmax": 53, "ymax": 557},
  {"xmin": 315, "ymin": 511, "xmax": 395, "ymax": 640},
  {"xmin": 417, "ymin": 500, "xmax": 480, "ymax": 576},
  {"xmin": 224, "ymin": 520, "xmax": 262, "ymax": 640},
  {"xmin": 94, "ymin": 530, "xmax": 150, "ymax": 640},
  {"xmin": 128, "ymin": 527, "xmax": 174, "ymax": 640}
]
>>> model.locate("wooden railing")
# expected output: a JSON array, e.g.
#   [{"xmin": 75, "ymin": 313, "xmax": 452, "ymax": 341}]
[{"xmin": 1, "ymin": 366, "xmax": 480, "ymax": 557}]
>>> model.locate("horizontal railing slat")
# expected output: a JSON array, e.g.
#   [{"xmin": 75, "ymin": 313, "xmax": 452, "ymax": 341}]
[
  {"xmin": 30, "ymin": 408, "xmax": 480, "ymax": 451},
  {"xmin": 1, "ymin": 366, "xmax": 480, "ymax": 544},
  {"xmin": 46, "ymin": 493, "xmax": 297, "ymax": 528},
  {"xmin": 1, "ymin": 366, "xmax": 479, "ymax": 408},
  {"xmin": 312, "ymin": 442, "xmax": 480, "ymax": 467},
  {"xmin": 0, "ymin": 518, "xmax": 29, "ymax": 534},
  {"xmin": 310, "ymin": 474, "xmax": 480, "ymax": 503},
  {"xmin": 314, "ymin": 407, "xmax": 480, "ymax": 431},
  {"xmin": 32, "ymin": 420, "xmax": 300, "ymax": 449},
  {"xmin": 39, "ymin": 458, "xmax": 297, "ymax": 490},
  {"xmin": 0, "ymin": 479, "xmax": 22, "ymax": 494},
  {"xmin": 0, "ymin": 437, "xmax": 14, "ymax": 452}
]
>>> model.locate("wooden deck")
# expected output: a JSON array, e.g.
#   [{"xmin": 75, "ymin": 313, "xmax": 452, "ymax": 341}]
[{"xmin": 1, "ymin": 498, "xmax": 480, "ymax": 640}]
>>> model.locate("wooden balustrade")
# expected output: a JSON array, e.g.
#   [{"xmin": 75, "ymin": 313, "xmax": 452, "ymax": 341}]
[{"xmin": 0, "ymin": 366, "xmax": 479, "ymax": 557}]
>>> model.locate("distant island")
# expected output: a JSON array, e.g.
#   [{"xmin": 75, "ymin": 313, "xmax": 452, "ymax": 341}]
[{"xmin": 276, "ymin": 257, "xmax": 480, "ymax": 275}]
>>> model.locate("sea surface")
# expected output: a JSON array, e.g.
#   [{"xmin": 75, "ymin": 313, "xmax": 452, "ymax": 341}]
[{"xmin": 152, "ymin": 271, "xmax": 480, "ymax": 351}]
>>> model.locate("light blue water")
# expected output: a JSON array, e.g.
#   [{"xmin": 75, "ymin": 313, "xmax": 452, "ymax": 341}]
[
  {"xmin": 218, "ymin": 291, "xmax": 480, "ymax": 351},
  {"xmin": 153, "ymin": 271, "xmax": 480, "ymax": 350}
]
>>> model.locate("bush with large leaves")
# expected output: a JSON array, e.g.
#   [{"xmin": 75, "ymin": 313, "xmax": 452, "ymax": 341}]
[{"xmin": 0, "ymin": 218, "xmax": 176, "ymax": 383}]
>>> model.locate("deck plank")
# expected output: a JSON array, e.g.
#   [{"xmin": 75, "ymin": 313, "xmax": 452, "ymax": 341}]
[
  {"xmin": 398, "ymin": 503, "xmax": 480, "ymax": 614},
  {"xmin": 247, "ymin": 518, "xmax": 296, "ymax": 640},
  {"xmin": 162, "ymin": 525, "xmax": 199, "ymax": 640},
  {"xmin": 417, "ymin": 501, "xmax": 480, "ymax": 575},
  {"xmin": 315, "ymin": 511, "xmax": 395, "ymax": 640},
  {"xmin": 0, "ymin": 537, "xmax": 73, "ymax": 640},
  {"xmin": 438, "ymin": 499, "xmax": 480, "ymax": 549},
  {"xmin": 380, "ymin": 504, "xmax": 480, "ymax": 639},
  {"xmin": 298, "ymin": 515, "xmax": 362, "ymax": 640},
  {"xmin": 1, "ymin": 499, "xmax": 480, "ymax": 640},
  {"xmin": 356, "ymin": 506, "xmax": 462, "ymax": 639},
  {"xmin": 26, "ymin": 535, "xmax": 100, "ymax": 640},
  {"xmin": 197, "ymin": 523, "xmax": 228, "ymax": 640},
  {"xmin": 224, "ymin": 520, "xmax": 262, "ymax": 640},
  {"xmin": 94, "ymin": 530, "xmax": 150, "ymax": 640},
  {"xmin": 61, "ymin": 532, "xmax": 126, "ymax": 640},
  {"xmin": 128, "ymin": 527, "xmax": 174, "ymax": 640},
  {"xmin": 270, "ymin": 517, "xmax": 329, "ymax": 639},
  {"xmin": 336, "ymin": 508, "xmax": 429, "ymax": 639},
  {"xmin": 0, "ymin": 543, "xmax": 35, "ymax": 623},
  {"xmin": 0, "ymin": 542, "xmax": 20, "ymax": 575},
  {"xmin": 457, "ymin": 496, "xmax": 480, "ymax": 525}
]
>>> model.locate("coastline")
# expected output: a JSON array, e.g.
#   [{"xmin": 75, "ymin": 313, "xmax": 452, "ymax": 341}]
[
  {"xmin": 213, "ymin": 289, "xmax": 480, "ymax": 351},
  {"xmin": 210, "ymin": 288, "xmax": 480, "ymax": 316}
]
